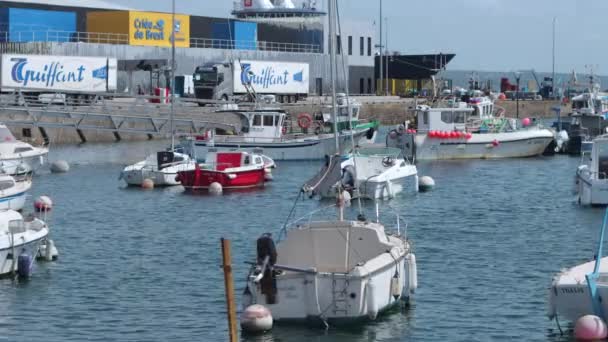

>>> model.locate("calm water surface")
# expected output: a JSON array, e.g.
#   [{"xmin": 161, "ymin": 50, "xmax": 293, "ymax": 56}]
[{"xmin": 0, "ymin": 140, "xmax": 601, "ymax": 342}]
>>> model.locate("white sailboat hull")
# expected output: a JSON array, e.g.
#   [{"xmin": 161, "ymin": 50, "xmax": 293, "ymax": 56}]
[
  {"xmin": 191, "ymin": 131, "xmax": 370, "ymax": 161},
  {"xmin": 391, "ymin": 129, "xmax": 554, "ymax": 160},
  {"xmin": 548, "ymin": 257, "xmax": 608, "ymax": 322}
]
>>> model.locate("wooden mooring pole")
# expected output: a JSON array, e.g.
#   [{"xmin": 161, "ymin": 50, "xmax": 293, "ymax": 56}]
[{"xmin": 221, "ymin": 238, "xmax": 238, "ymax": 342}]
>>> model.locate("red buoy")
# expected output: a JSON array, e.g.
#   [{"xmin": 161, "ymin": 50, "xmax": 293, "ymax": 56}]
[
  {"xmin": 466, "ymin": 133, "xmax": 473, "ymax": 140},
  {"xmin": 492, "ymin": 139, "xmax": 500, "ymax": 147}
]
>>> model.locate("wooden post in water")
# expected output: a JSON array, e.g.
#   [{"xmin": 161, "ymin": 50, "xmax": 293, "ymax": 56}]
[{"xmin": 221, "ymin": 238, "xmax": 238, "ymax": 342}]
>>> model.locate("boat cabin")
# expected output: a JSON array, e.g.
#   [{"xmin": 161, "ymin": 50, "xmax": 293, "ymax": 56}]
[
  {"xmin": 587, "ymin": 135, "xmax": 608, "ymax": 180},
  {"xmin": 415, "ymin": 104, "xmax": 473, "ymax": 133},
  {"xmin": 205, "ymin": 151, "xmax": 264, "ymax": 171},
  {"xmin": 468, "ymin": 97, "xmax": 495, "ymax": 120},
  {"xmin": 322, "ymin": 94, "xmax": 362, "ymax": 128},
  {"xmin": 571, "ymin": 93, "xmax": 608, "ymax": 117},
  {"xmin": 239, "ymin": 110, "xmax": 287, "ymax": 139}
]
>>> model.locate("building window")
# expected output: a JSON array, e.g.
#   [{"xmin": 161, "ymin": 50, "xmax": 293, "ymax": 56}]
[
  {"xmin": 335, "ymin": 35, "xmax": 341, "ymax": 54},
  {"xmin": 367, "ymin": 37, "xmax": 372, "ymax": 56},
  {"xmin": 360, "ymin": 78, "xmax": 364, "ymax": 94},
  {"xmin": 367, "ymin": 78, "xmax": 372, "ymax": 94},
  {"xmin": 359, "ymin": 37, "xmax": 364, "ymax": 56},
  {"xmin": 348, "ymin": 36, "xmax": 352, "ymax": 55}
]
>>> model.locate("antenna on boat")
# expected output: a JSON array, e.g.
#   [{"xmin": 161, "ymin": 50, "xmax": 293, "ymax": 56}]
[{"xmin": 335, "ymin": 0, "xmax": 364, "ymax": 216}]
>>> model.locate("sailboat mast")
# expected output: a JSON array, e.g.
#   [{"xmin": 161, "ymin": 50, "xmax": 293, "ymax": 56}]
[
  {"xmin": 170, "ymin": 0, "xmax": 176, "ymax": 151},
  {"xmin": 328, "ymin": 0, "xmax": 339, "ymax": 152}
]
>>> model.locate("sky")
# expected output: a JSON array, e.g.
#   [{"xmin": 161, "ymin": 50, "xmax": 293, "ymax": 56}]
[{"xmin": 110, "ymin": 0, "xmax": 607, "ymax": 74}]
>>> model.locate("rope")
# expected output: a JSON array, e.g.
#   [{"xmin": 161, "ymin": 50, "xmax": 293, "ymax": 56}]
[{"xmin": 278, "ymin": 190, "xmax": 303, "ymax": 242}]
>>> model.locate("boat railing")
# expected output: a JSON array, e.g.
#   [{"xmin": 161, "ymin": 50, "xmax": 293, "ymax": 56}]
[{"xmin": 278, "ymin": 200, "xmax": 409, "ymax": 242}]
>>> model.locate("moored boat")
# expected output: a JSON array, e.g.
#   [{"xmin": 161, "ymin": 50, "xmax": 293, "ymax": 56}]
[
  {"xmin": 242, "ymin": 194, "xmax": 418, "ymax": 325},
  {"xmin": 120, "ymin": 151, "xmax": 196, "ymax": 187},
  {"xmin": 0, "ymin": 124, "xmax": 48, "ymax": 175},
  {"xmin": 0, "ymin": 210, "xmax": 49, "ymax": 276},
  {"xmin": 0, "ymin": 174, "xmax": 31, "ymax": 211},
  {"xmin": 176, "ymin": 151, "xmax": 272, "ymax": 190},
  {"xmin": 387, "ymin": 96, "xmax": 554, "ymax": 160}
]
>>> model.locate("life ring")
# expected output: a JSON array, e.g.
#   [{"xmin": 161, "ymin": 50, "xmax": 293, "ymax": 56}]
[{"xmin": 297, "ymin": 113, "xmax": 313, "ymax": 129}]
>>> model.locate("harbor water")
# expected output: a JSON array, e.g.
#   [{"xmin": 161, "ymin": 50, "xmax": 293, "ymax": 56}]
[{"xmin": 0, "ymin": 140, "xmax": 601, "ymax": 341}]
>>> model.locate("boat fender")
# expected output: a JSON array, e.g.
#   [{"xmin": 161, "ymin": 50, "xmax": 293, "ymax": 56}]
[
  {"xmin": 391, "ymin": 273, "xmax": 401, "ymax": 300},
  {"xmin": 297, "ymin": 113, "xmax": 313, "ymax": 129},
  {"xmin": 408, "ymin": 254, "xmax": 418, "ymax": 293},
  {"xmin": 341, "ymin": 165, "xmax": 356, "ymax": 189},
  {"xmin": 366, "ymin": 127, "xmax": 375, "ymax": 140},
  {"xmin": 282, "ymin": 127, "xmax": 287, "ymax": 135},
  {"xmin": 366, "ymin": 280, "xmax": 378, "ymax": 320}
]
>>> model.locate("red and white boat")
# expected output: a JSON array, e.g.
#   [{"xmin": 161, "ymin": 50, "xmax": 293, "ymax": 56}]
[{"xmin": 176, "ymin": 151, "xmax": 273, "ymax": 191}]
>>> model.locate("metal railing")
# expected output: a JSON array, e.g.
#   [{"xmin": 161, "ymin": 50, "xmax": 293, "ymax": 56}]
[
  {"xmin": 0, "ymin": 30, "xmax": 322, "ymax": 53},
  {"xmin": 189, "ymin": 37, "xmax": 321, "ymax": 53},
  {"xmin": 1, "ymin": 30, "xmax": 129, "ymax": 44}
]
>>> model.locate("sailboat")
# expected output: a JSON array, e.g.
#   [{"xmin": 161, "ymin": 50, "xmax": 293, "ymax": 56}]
[
  {"xmin": 242, "ymin": 0, "xmax": 418, "ymax": 326},
  {"xmin": 120, "ymin": 6, "xmax": 195, "ymax": 186},
  {"xmin": 302, "ymin": 2, "xmax": 418, "ymax": 200}
]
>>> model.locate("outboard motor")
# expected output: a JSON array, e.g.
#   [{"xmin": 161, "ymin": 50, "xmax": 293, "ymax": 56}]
[
  {"xmin": 256, "ymin": 233, "xmax": 278, "ymax": 304},
  {"xmin": 341, "ymin": 165, "xmax": 356, "ymax": 190}
]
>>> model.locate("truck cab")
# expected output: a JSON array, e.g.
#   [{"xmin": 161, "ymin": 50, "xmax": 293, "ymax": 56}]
[{"xmin": 193, "ymin": 63, "xmax": 232, "ymax": 103}]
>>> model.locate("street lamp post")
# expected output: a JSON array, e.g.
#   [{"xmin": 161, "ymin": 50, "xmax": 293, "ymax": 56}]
[{"xmin": 385, "ymin": 16, "xmax": 388, "ymax": 96}]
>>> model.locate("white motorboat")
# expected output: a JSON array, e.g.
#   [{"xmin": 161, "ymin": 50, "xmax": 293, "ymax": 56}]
[
  {"xmin": 0, "ymin": 124, "xmax": 48, "ymax": 175},
  {"xmin": 303, "ymin": 148, "xmax": 418, "ymax": 200},
  {"xmin": 387, "ymin": 96, "xmax": 554, "ymax": 160},
  {"xmin": 548, "ymin": 210, "xmax": 608, "ymax": 323},
  {"xmin": 243, "ymin": 195, "xmax": 417, "ymax": 325},
  {"xmin": 120, "ymin": 151, "xmax": 196, "ymax": 186},
  {"xmin": 0, "ymin": 210, "xmax": 49, "ymax": 276},
  {"xmin": 576, "ymin": 135, "xmax": 608, "ymax": 205},
  {"xmin": 180, "ymin": 107, "xmax": 377, "ymax": 161},
  {"xmin": 0, "ymin": 174, "xmax": 31, "ymax": 211}
]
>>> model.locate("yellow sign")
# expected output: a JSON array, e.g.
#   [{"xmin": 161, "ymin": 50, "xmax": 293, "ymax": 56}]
[{"xmin": 128, "ymin": 11, "xmax": 190, "ymax": 48}]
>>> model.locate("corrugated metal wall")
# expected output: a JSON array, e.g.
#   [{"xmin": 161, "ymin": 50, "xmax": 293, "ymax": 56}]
[{"xmin": 0, "ymin": 41, "xmax": 347, "ymax": 94}]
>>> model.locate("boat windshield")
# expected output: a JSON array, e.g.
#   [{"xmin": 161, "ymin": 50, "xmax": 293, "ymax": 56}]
[{"xmin": 355, "ymin": 147, "xmax": 402, "ymax": 157}]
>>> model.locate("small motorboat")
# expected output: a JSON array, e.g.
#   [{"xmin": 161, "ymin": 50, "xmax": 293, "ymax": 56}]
[
  {"xmin": 548, "ymin": 209, "xmax": 608, "ymax": 323},
  {"xmin": 304, "ymin": 148, "xmax": 418, "ymax": 200},
  {"xmin": 120, "ymin": 151, "xmax": 196, "ymax": 186},
  {"xmin": 243, "ymin": 183, "xmax": 418, "ymax": 325},
  {"xmin": 0, "ymin": 210, "xmax": 49, "ymax": 276},
  {"xmin": 0, "ymin": 174, "xmax": 31, "ymax": 211},
  {"xmin": 176, "ymin": 151, "xmax": 272, "ymax": 191},
  {"xmin": 0, "ymin": 124, "xmax": 48, "ymax": 175}
]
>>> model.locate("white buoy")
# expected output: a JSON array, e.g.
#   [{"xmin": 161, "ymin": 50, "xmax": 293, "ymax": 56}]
[
  {"xmin": 240, "ymin": 304, "xmax": 273, "ymax": 333},
  {"xmin": 575, "ymin": 315, "xmax": 608, "ymax": 340},
  {"xmin": 50, "ymin": 160, "xmax": 70, "ymax": 173},
  {"xmin": 209, "ymin": 182, "xmax": 223, "ymax": 195},
  {"xmin": 141, "ymin": 178, "xmax": 155, "ymax": 189},
  {"xmin": 34, "ymin": 195, "xmax": 53, "ymax": 212},
  {"xmin": 264, "ymin": 169, "xmax": 273, "ymax": 181},
  {"xmin": 418, "ymin": 176, "xmax": 435, "ymax": 192}
]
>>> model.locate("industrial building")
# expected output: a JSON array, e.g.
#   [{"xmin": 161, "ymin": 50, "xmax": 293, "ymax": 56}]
[
  {"xmin": 0, "ymin": 0, "xmax": 422, "ymax": 97},
  {"xmin": 375, "ymin": 53, "xmax": 456, "ymax": 96}
]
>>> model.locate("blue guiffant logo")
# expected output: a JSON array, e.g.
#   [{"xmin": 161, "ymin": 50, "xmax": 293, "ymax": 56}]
[
  {"xmin": 92, "ymin": 66, "xmax": 107, "ymax": 80},
  {"xmin": 240, "ymin": 63, "xmax": 294, "ymax": 89},
  {"xmin": 10, "ymin": 58, "xmax": 86, "ymax": 87}
]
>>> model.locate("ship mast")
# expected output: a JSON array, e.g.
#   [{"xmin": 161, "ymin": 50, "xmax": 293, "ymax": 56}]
[{"xmin": 328, "ymin": 0, "xmax": 339, "ymax": 152}]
